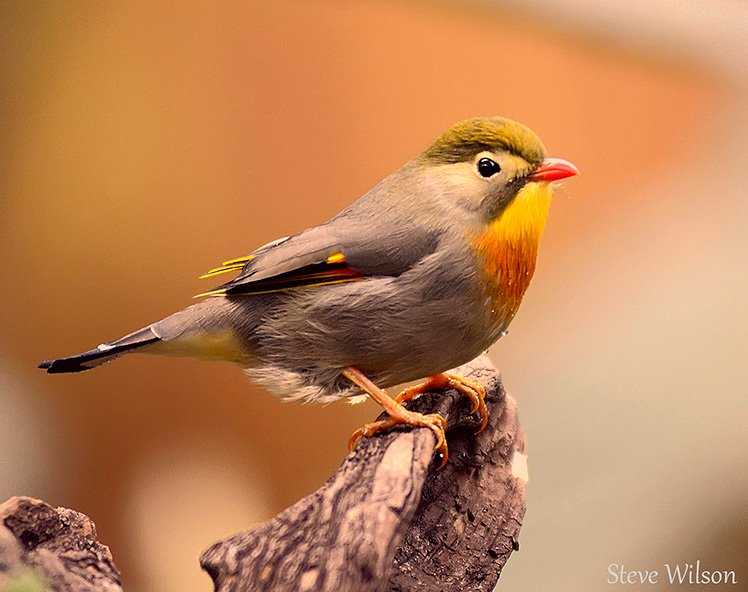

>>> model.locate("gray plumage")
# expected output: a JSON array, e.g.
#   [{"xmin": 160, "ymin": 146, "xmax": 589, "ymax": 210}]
[{"xmin": 39, "ymin": 116, "xmax": 572, "ymax": 405}]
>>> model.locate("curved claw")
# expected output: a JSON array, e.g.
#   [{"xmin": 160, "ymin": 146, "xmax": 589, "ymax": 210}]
[
  {"xmin": 423, "ymin": 413, "xmax": 449, "ymax": 467},
  {"xmin": 348, "ymin": 411, "xmax": 449, "ymax": 466},
  {"xmin": 459, "ymin": 383, "xmax": 481, "ymax": 414},
  {"xmin": 348, "ymin": 417, "xmax": 397, "ymax": 451},
  {"xmin": 394, "ymin": 373, "xmax": 489, "ymax": 434},
  {"xmin": 348, "ymin": 427, "xmax": 364, "ymax": 452},
  {"xmin": 444, "ymin": 373, "xmax": 489, "ymax": 433},
  {"xmin": 394, "ymin": 373, "xmax": 453, "ymax": 405}
]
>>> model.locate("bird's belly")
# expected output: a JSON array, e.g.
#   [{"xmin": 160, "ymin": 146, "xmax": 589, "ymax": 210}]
[{"xmin": 249, "ymin": 273, "xmax": 499, "ymax": 400}]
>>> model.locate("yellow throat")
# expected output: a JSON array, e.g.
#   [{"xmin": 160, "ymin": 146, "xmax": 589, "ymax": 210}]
[{"xmin": 472, "ymin": 181, "xmax": 553, "ymax": 320}]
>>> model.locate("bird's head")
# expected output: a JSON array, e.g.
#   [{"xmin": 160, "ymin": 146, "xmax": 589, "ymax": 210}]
[
  {"xmin": 416, "ymin": 117, "xmax": 578, "ymax": 313},
  {"xmin": 418, "ymin": 116, "xmax": 578, "ymax": 221}
]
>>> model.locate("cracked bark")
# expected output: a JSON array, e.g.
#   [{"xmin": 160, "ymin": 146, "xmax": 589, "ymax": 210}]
[
  {"xmin": 202, "ymin": 355, "xmax": 527, "ymax": 592},
  {"xmin": 0, "ymin": 355, "xmax": 527, "ymax": 592},
  {"xmin": 0, "ymin": 496, "xmax": 122, "ymax": 592}
]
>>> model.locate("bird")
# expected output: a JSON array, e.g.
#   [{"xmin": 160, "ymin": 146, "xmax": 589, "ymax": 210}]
[{"xmin": 39, "ymin": 116, "xmax": 577, "ymax": 464}]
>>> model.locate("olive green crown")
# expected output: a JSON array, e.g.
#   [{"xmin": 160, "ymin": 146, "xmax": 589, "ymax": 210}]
[{"xmin": 423, "ymin": 116, "xmax": 546, "ymax": 166}]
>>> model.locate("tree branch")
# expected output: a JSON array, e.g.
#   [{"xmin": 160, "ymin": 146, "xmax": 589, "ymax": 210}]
[
  {"xmin": 0, "ymin": 355, "xmax": 527, "ymax": 592},
  {"xmin": 201, "ymin": 355, "xmax": 527, "ymax": 592},
  {"xmin": 0, "ymin": 496, "xmax": 122, "ymax": 592}
]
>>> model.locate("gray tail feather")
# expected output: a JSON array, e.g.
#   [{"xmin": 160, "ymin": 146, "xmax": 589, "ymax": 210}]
[{"xmin": 38, "ymin": 326, "xmax": 161, "ymax": 374}]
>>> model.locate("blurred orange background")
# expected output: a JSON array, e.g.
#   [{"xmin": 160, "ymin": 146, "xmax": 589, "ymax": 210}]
[{"xmin": 1, "ymin": 1, "xmax": 746, "ymax": 590}]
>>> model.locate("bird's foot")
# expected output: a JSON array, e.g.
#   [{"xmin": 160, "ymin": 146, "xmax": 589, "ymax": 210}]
[
  {"xmin": 348, "ymin": 410, "xmax": 448, "ymax": 466},
  {"xmin": 342, "ymin": 366, "xmax": 453, "ymax": 466},
  {"xmin": 396, "ymin": 372, "xmax": 489, "ymax": 433}
]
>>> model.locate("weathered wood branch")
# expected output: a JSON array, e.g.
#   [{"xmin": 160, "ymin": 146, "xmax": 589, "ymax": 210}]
[
  {"xmin": 0, "ymin": 496, "xmax": 122, "ymax": 592},
  {"xmin": 0, "ymin": 355, "xmax": 527, "ymax": 592},
  {"xmin": 201, "ymin": 355, "xmax": 528, "ymax": 592}
]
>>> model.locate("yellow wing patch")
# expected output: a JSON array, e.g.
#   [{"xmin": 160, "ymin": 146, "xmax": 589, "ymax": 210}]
[
  {"xmin": 193, "ymin": 250, "xmax": 357, "ymax": 299},
  {"xmin": 197, "ymin": 255, "xmax": 254, "ymax": 280},
  {"xmin": 222, "ymin": 255, "xmax": 255, "ymax": 266},
  {"xmin": 193, "ymin": 288, "xmax": 228, "ymax": 299},
  {"xmin": 194, "ymin": 254, "xmax": 254, "ymax": 298},
  {"xmin": 325, "ymin": 252, "xmax": 346, "ymax": 264}
]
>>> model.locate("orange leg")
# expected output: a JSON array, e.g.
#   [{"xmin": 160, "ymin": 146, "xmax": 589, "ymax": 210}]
[
  {"xmin": 396, "ymin": 373, "xmax": 489, "ymax": 433},
  {"xmin": 342, "ymin": 367, "xmax": 449, "ymax": 466}
]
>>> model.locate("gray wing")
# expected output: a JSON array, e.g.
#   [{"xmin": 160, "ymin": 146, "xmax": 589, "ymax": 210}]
[
  {"xmin": 196, "ymin": 215, "xmax": 442, "ymax": 297},
  {"xmin": 195, "ymin": 163, "xmax": 461, "ymax": 297}
]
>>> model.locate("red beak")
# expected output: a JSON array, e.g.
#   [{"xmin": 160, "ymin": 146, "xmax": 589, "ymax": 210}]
[{"xmin": 528, "ymin": 158, "xmax": 579, "ymax": 183}]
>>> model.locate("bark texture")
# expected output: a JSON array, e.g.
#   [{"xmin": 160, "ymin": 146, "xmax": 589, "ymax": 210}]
[
  {"xmin": 0, "ymin": 356, "xmax": 527, "ymax": 592},
  {"xmin": 0, "ymin": 496, "xmax": 122, "ymax": 592},
  {"xmin": 201, "ymin": 355, "xmax": 527, "ymax": 592}
]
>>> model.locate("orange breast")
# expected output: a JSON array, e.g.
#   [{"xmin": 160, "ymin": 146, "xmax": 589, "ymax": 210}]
[{"xmin": 471, "ymin": 182, "xmax": 552, "ymax": 327}]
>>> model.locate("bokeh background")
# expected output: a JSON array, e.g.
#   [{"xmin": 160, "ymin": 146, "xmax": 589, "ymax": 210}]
[{"xmin": 2, "ymin": 1, "xmax": 746, "ymax": 590}]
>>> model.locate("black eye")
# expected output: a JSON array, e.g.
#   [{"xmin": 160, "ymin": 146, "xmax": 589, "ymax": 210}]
[{"xmin": 477, "ymin": 157, "xmax": 501, "ymax": 178}]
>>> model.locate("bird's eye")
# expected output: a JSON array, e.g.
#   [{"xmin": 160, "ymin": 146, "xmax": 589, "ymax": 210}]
[{"xmin": 477, "ymin": 157, "xmax": 501, "ymax": 178}]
